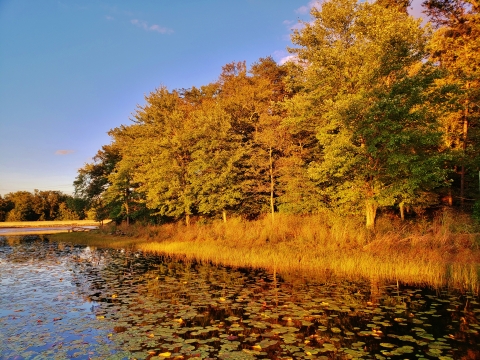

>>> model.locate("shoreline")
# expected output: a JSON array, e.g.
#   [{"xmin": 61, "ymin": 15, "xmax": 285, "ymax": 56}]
[
  {"xmin": 47, "ymin": 212, "xmax": 480, "ymax": 292},
  {"xmin": 0, "ymin": 219, "xmax": 110, "ymax": 228},
  {"xmin": 0, "ymin": 220, "xmax": 112, "ymax": 236}
]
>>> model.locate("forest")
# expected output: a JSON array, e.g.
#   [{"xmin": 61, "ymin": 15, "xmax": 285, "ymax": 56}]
[
  {"xmin": 0, "ymin": 190, "xmax": 86, "ymax": 222},
  {"xmin": 69, "ymin": 0, "xmax": 480, "ymax": 229}
]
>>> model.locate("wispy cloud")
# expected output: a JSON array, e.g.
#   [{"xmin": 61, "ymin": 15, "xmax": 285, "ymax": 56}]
[
  {"xmin": 105, "ymin": 15, "xmax": 114, "ymax": 21},
  {"xmin": 295, "ymin": 5, "xmax": 310, "ymax": 15},
  {"xmin": 291, "ymin": 22, "xmax": 306, "ymax": 31},
  {"xmin": 282, "ymin": 19, "xmax": 306, "ymax": 37},
  {"xmin": 279, "ymin": 54, "xmax": 299, "ymax": 65},
  {"xmin": 55, "ymin": 150, "xmax": 75, "ymax": 155},
  {"xmin": 273, "ymin": 50, "xmax": 299, "ymax": 65},
  {"xmin": 130, "ymin": 19, "xmax": 173, "ymax": 34},
  {"xmin": 295, "ymin": 0, "xmax": 322, "ymax": 15}
]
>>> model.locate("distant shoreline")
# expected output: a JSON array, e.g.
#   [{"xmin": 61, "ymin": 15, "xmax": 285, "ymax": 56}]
[{"xmin": 0, "ymin": 219, "xmax": 110, "ymax": 228}]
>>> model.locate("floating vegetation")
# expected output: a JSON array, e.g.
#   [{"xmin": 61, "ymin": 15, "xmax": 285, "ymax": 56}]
[{"xmin": 1, "ymin": 238, "xmax": 479, "ymax": 359}]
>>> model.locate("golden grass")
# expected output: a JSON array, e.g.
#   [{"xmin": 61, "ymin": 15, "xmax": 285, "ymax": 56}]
[
  {"xmin": 51, "ymin": 231, "xmax": 140, "ymax": 249},
  {"xmin": 51, "ymin": 210, "xmax": 480, "ymax": 291},
  {"xmin": 0, "ymin": 219, "xmax": 111, "ymax": 228}
]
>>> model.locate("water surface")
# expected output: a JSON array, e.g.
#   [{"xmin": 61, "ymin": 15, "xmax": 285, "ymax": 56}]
[{"xmin": 1, "ymin": 237, "xmax": 479, "ymax": 359}]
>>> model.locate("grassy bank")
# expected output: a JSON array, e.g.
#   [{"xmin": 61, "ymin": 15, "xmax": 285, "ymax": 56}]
[{"xmin": 51, "ymin": 210, "xmax": 480, "ymax": 291}]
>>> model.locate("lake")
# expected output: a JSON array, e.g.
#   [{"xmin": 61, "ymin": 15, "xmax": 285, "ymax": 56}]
[{"xmin": 0, "ymin": 236, "xmax": 479, "ymax": 359}]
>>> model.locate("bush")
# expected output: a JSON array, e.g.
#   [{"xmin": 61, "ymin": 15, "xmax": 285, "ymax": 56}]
[{"xmin": 473, "ymin": 201, "xmax": 480, "ymax": 223}]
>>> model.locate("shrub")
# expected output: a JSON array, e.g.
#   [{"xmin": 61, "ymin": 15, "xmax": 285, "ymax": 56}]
[{"xmin": 473, "ymin": 201, "xmax": 480, "ymax": 223}]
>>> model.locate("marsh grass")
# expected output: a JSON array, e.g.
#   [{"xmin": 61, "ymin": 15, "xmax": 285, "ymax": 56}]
[
  {"xmin": 53, "ymin": 209, "xmax": 480, "ymax": 291},
  {"xmin": 51, "ymin": 231, "xmax": 140, "ymax": 249}
]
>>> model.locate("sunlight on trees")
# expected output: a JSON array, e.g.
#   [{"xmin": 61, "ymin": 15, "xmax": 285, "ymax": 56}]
[{"xmin": 60, "ymin": 0, "xmax": 480, "ymax": 229}]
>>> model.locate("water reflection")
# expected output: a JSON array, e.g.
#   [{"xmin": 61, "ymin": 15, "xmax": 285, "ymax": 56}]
[{"xmin": 0, "ymin": 237, "xmax": 479, "ymax": 359}]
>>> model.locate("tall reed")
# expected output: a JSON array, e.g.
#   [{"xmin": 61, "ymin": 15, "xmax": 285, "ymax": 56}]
[{"xmin": 56, "ymin": 209, "xmax": 480, "ymax": 291}]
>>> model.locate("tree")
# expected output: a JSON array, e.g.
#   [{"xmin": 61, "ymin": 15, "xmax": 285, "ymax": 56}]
[
  {"xmin": 187, "ymin": 101, "xmax": 247, "ymax": 222},
  {"xmin": 64, "ymin": 196, "xmax": 88, "ymax": 220},
  {"xmin": 74, "ymin": 144, "xmax": 120, "ymax": 202},
  {"xmin": 377, "ymin": 0, "xmax": 412, "ymax": 13},
  {"xmin": 1, "ymin": 191, "xmax": 82, "ymax": 221},
  {"xmin": 4, "ymin": 191, "xmax": 37, "ymax": 221},
  {"xmin": 424, "ymin": 0, "xmax": 480, "ymax": 206},
  {"xmin": 216, "ymin": 58, "xmax": 294, "ymax": 221},
  {"xmin": 289, "ymin": 0, "xmax": 449, "ymax": 228},
  {"xmin": 112, "ymin": 88, "xmax": 202, "ymax": 226},
  {"xmin": 31, "ymin": 190, "xmax": 67, "ymax": 221},
  {"xmin": 74, "ymin": 144, "xmax": 123, "ymax": 222},
  {"xmin": 0, "ymin": 196, "xmax": 13, "ymax": 222}
]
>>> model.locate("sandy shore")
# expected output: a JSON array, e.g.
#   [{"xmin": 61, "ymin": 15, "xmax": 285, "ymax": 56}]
[
  {"xmin": 0, "ymin": 220, "xmax": 112, "ymax": 236},
  {"xmin": 0, "ymin": 220, "xmax": 111, "ymax": 228}
]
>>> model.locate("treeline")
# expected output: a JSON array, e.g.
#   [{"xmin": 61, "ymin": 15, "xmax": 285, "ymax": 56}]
[
  {"xmin": 75, "ymin": 0, "xmax": 480, "ymax": 228},
  {"xmin": 0, "ymin": 190, "xmax": 87, "ymax": 222}
]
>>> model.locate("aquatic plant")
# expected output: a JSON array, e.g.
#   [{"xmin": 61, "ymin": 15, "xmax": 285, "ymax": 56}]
[{"xmin": 1, "ymin": 240, "xmax": 479, "ymax": 359}]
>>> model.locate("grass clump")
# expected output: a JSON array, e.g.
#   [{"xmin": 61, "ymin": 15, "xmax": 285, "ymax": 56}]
[{"xmin": 53, "ymin": 209, "xmax": 480, "ymax": 292}]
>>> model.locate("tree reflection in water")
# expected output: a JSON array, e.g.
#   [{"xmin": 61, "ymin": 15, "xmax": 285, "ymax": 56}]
[{"xmin": 0, "ymin": 237, "xmax": 479, "ymax": 359}]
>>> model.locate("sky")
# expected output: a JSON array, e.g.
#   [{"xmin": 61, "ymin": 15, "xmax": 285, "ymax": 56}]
[{"xmin": 0, "ymin": 0, "xmax": 425, "ymax": 197}]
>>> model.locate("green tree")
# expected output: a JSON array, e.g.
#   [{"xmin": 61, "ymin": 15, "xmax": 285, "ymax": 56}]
[
  {"xmin": 31, "ymin": 190, "xmax": 68, "ymax": 221},
  {"xmin": 424, "ymin": 0, "xmax": 480, "ymax": 206},
  {"xmin": 73, "ymin": 143, "xmax": 124, "ymax": 221},
  {"xmin": 376, "ymin": 0, "xmax": 412, "ymax": 12},
  {"xmin": 64, "ymin": 196, "xmax": 88, "ymax": 220},
  {"xmin": 112, "ymin": 87, "xmax": 201, "ymax": 225},
  {"xmin": 187, "ymin": 101, "xmax": 247, "ymax": 222},
  {"xmin": 290, "ymin": 0, "xmax": 449, "ymax": 228},
  {"xmin": 216, "ymin": 58, "xmax": 294, "ymax": 220},
  {"xmin": 0, "ymin": 195, "xmax": 13, "ymax": 221},
  {"xmin": 4, "ymin": 191, "xmax": 37, "ymax": 221}
]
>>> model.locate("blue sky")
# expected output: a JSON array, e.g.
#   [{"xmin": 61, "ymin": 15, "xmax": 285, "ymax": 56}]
[{"xmin": 0, "ymin": 0, "xmax": 424, "ymax": 196}]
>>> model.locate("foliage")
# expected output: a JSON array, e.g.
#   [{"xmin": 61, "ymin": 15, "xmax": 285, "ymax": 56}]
[
  {"xmin": 473, "ymin": 200, "xmax": 480, "ymax": 223},
  {"xmin": 0, "ymin": 190, "xmax": 83, "ymax": 222},
  {"xmin": 287, "ymin": 0, "xmax": 450, "ymax": 227},
  {"xmin": 424, "ymin": 0, "xmax": 480, "ymax": 205},
  {"xmin": 70, "ymin": 0, "xmax": 480, "ymax": 228},
  {"xmin": 0, "ymin": 195, "xmax": 14, "ymax": 221}
]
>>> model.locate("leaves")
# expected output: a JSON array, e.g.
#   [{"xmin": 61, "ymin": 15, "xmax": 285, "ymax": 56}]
[{"xmin": 288, "ymin": 0, "xmax": 450, "ymax": 225}]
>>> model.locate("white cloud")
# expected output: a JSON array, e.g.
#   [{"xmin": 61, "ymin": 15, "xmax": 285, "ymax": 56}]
[
  {"xmin": 55, "ymin": 150, "xmax": 75, "ymax": 155},
  {"xmin": 295, "ymin": 0, "xmax": 322, "ymax": 15},
  {"xmin": 272, "ymin": 50, "xmax": 299, "ymax": 65},
  {"xmin": 295, "ymin": 5, "xmax": 310, "ymax": 14},
  {"xmin": 130, "ymin": 19, "xmax": 173, "ymax": 34},
  {"xmin": 278, "ymin": 54, "xmax": 299, "ymax": 65},
  {"xmin": 291, "ymin": 22, "xmax": 306, "ymax": 31},
  {"xmin": 105, "ymin": 15, "xmax": 114, "ymax": 21}
]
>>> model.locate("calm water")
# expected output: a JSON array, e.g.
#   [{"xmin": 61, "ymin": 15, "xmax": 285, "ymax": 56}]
[
  {"xmin": 0, "ymin": 236, "xmax": 479, "ymax": 360},
  {"xmin": 0, "ymin": 226, "xmax": 98, "ymax": 235}
]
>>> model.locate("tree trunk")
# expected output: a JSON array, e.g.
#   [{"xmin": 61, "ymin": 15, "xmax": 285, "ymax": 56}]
[
  {"xmin": 124, "ymin": 188, "xmax": 130, "ymax": 226},
  {"xmin": 185, "ymin": 213, "xmax": 190, "ymax": 227},
  {"xmin": 222, "ymin": 209, "xmax": 227, "ymax": 223},
  {"xmin": 125, "ymin": 201, "xmax": 130, "ymax": 226},
  {"xmin": 399, "ymin": 201, "xmax": 405, "ymax": 221},
  {"xmin": 460, "ymin": 83, "xmax": 469, "ymax": 208},
  {"xmin": 269, "ymin": 147, "xmax": 274, "ymax": 224},
  {"xmin": 365, "ymin": 199, "xmax": 378, "ymax": 230}
]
